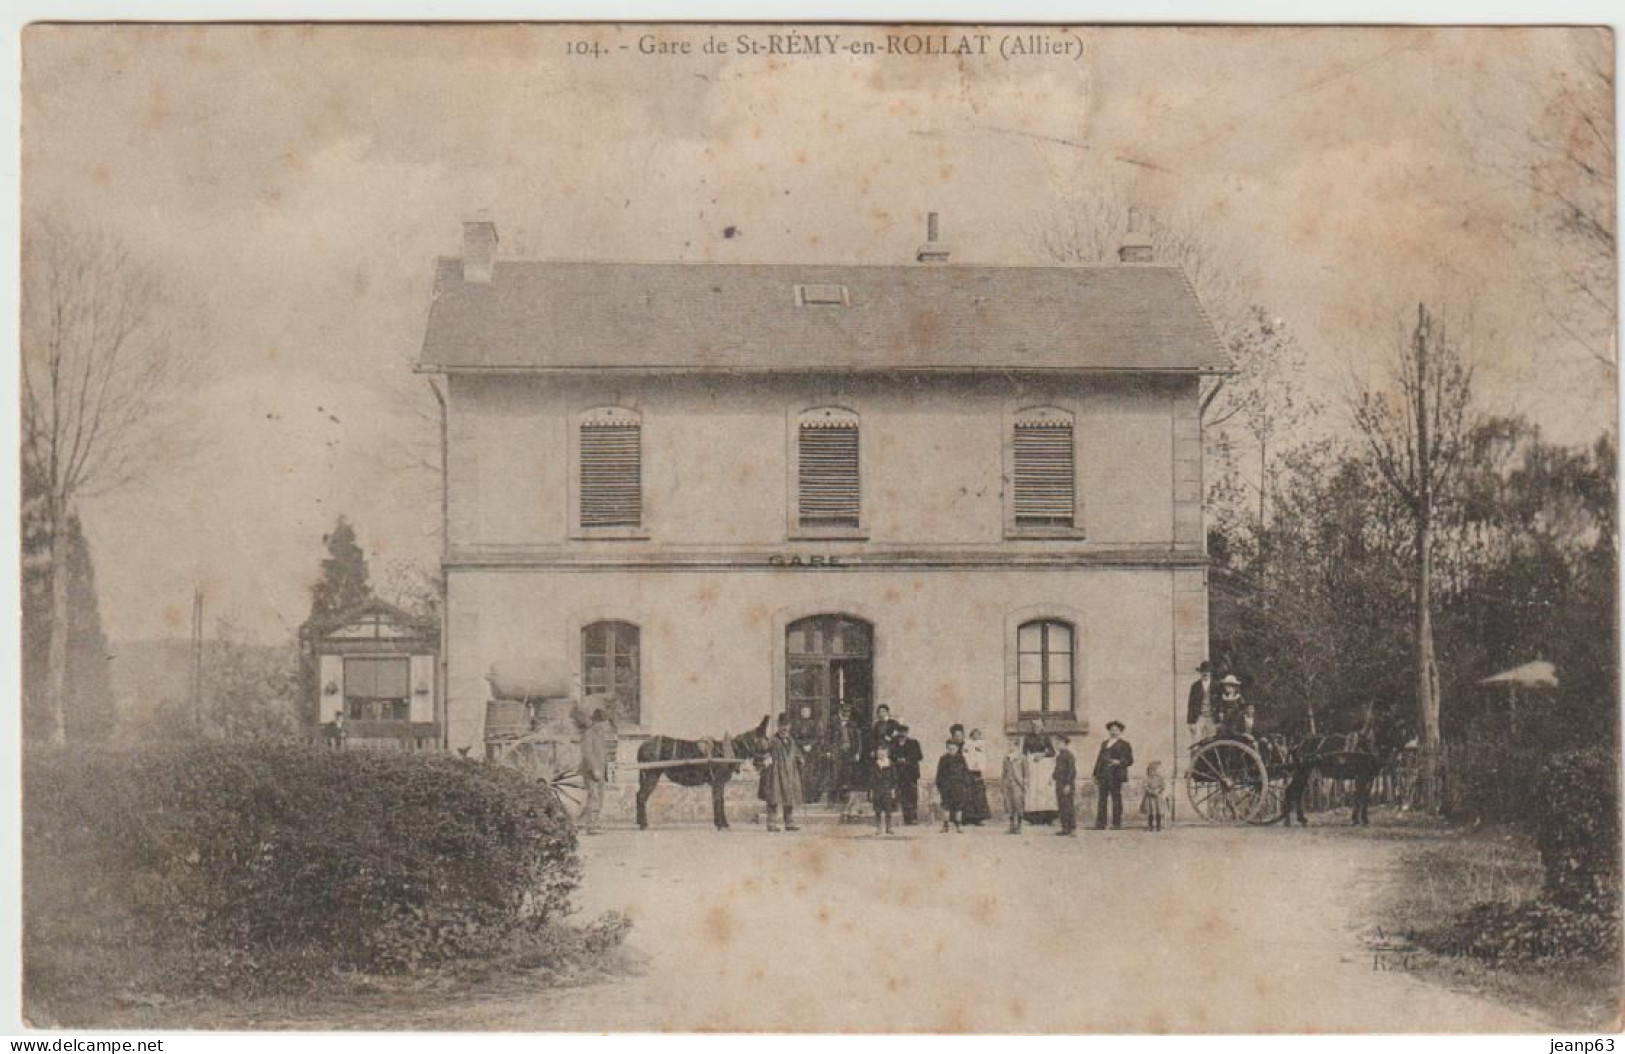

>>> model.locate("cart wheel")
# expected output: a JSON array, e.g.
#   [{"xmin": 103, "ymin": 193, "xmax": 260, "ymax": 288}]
[
  {"xmin": 1186, "ymin": 738, "xmax": 1271, "ymax": 824},
  {"xmin": 538, "ymin": 764, "xmax": 586, "ymax": 820},
  {"xmin": 503, "ymin": 743, "xmax": 586, "ymax": 820},
  {"xmin": 1252, "ymin": 781, "xmax": 1286, "ymax": 826}
]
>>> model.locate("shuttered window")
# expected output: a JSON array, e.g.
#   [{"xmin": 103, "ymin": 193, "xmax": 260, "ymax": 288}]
[
  {"xmin": 344, "ymin": 656, "xmax": 411, "ymax": 698},
  {"xmin": 1013, "ymin": 410, "xmax": 1075, "ymax": 527},
  {"xmin": 798, "ymin": 409, "xmax": 860, "ymax": 528},
  {"xmin": 579, "ymin": 410, "xmax": 642, "ymax": 529}
]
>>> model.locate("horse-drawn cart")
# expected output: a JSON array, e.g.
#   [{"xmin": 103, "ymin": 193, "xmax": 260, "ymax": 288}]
[{"xmin": 1185, "ymin": 728, "xmax": 1392, "ymax": 826}]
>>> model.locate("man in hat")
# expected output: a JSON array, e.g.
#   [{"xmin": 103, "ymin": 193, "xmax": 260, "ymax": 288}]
[
  {"xmin": 758, "ymin": 712, "xmax": 805, "ymax": 831},
  {"xmin": 869, "ymin": 704, "xmax": 900, "ymax": 760},
  {"xmin": 578, "ymin": 707, "xmax": 614, "ymax": 835},
  {"xmin": 1187, "ymin": 661, "xmax": 1215, "ymax": 741},
  {"xmin": 1093, "ymin": 720, "xmax": 1134, "ymax": 830},
  {"xmin": 890, "ymin": 724, "xmax": 924, "ymax": 824}
]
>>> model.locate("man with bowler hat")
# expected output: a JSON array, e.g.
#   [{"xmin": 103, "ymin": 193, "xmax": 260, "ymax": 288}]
[
  {"xmin": 1187, "ymin": 661, "xmax": 1215, "ymax": 741},
  {"xmin": 1093, "ymin": 720, "xmax": 1134, "ymax": 830}
]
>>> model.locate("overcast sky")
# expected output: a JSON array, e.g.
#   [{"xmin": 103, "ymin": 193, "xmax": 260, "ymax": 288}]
[{"xmin": 21, "ymin": 23, "xmax": 1616, "ymax": 644}]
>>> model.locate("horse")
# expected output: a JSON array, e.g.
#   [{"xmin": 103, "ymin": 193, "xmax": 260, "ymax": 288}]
[
  {"xmin": 634, "ymin": 716, "xmax": 772, "ymax": 831},
  {"xmin": 1278, "ymin": 726, "xmax": 1403, "ymax": 827}
]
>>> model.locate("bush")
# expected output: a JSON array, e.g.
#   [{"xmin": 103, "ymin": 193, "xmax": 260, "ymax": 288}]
[
  {"xmin": 25, "ymin": 741, "xmax": 583, "ymax": 999},
  {"xmin": 1413, "ymin": 900, "xmax": 1621, "ymax": 965},
  {"xmin": 1533, "ymin": 748, "xmax": 1621, "ymax": 916},
  {"xmin": 1442, "ymin": 740, "xmax": 1543, "ymax": 824}
]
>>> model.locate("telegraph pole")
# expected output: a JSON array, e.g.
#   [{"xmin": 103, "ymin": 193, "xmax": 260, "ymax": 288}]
[{"xmin": 190, "ymin": 588, "xmax": 204, "ymax": 732}]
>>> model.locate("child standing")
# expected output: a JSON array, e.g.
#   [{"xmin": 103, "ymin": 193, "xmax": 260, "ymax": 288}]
[
  {"xmin": 871, "ymin": 744, "xmax": 898, "ymax": 835},
  {"xmin": 1053, "ymin": 734, "xmax": 1079, "ymax": 835},
  {"xmin": 935, "ymin": 739, "xmax": 973, "ymax": 832},
  {"xmin": 1002, "ymin": 737, "xmax": 1029, "ymax": 834},
  {"xmin": 1141, "ymin": 760, "xmax": 1167, "ymax": 832}
]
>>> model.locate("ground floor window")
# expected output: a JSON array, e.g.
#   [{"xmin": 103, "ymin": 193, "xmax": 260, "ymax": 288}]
[
  {"xmin": 1017, "ymin": 619, "xmax": 1075, "ymax": 718},
  {"xmin": 583, "ymin": 620, "xmax": 641, "ymax": 724},
  {"xmin": 344, "ymin": 656, "xmax": 410, "ymax": 721}
]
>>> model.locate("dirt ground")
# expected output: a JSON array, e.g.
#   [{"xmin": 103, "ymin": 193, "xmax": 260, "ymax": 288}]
[{"xmin": 200, "ymin": 818, "xmax": 1549, "ymax": 1033}]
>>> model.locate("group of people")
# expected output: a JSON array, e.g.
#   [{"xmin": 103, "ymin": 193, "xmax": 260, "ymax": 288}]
[
  {"xmin": 1186, "ymin": 660, "xmax": 1253, "ymax": 740},
  {"xmin": 998, "ymin": 719, "xmax": 1166, "ymax": 835},
  {"xmin": 568, "ymin": 662, "xmax": 1254, "ymax": 835},
  {"xmin": 756, "ymin": 703, "xmax": 1177, "ymax": 837}
]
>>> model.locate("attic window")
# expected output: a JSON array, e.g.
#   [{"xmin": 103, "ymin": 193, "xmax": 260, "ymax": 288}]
[{"xmin": 794, "ymin": 283, "xmax": 849, "ymax": 307}]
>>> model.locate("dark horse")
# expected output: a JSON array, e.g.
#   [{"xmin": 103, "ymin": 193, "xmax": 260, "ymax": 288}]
[
  {"xmin": 1279, "ymin": 725, "xmax": 1404, "ymax": 827},
  {"xmin": 634, "ymin": 716, "xmax": 771, "ymax": 831}
]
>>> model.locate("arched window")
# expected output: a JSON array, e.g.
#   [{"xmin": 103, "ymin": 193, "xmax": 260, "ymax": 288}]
[
  {"xmin": 579, "ymin": 407, "xmax": 642, "ymax": 529},
  {"xmin": 797, "ymin": 407, "xmax": 861, "ymax": 530},
  {"xmin": 1012, "ymin": 406, "xmax": 1076, "ymax": 528},
  {"xmin": 581, "ymin": 620, "xmax": 640, "ymax": 725},
  {"xmin": 1017, "ymin": 619, "xmax": 1074, "ymax": 717}
]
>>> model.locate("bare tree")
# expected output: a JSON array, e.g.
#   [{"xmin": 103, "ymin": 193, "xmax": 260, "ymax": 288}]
[
  {"xmin": 1033, "ymin": 191, "xmax": 1249, "ymax": 423},
  {"xmin": 1458, "ymin": 29, "xmax": 1615, "ymax": 367},
  {"xmin": 1524, "ymin": 31, "xmax": 1615, "ymax": 367},
  {"xmin": 20, "ymin": 221, "xmax": 194, "ymax": 746},
  {"xmin": 1351, "ymin": 303, "xmax": 1475, "ymax": 812}
]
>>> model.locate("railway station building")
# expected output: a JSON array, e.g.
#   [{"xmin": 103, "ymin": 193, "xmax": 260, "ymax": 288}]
[{"xmin": 416, "ymin": 213, "xmax": 1223, "ymax": 809}]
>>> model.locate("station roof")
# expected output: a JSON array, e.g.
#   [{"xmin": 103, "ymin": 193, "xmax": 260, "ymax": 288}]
[{"xmin": 417, "ymin": 258, "xmax": 1227, "ymax": 373}]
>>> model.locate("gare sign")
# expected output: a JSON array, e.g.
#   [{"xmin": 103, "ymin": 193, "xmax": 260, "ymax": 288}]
[{"xmin": 767, "ymin": 554, "xmax": 843, "ymax": 568}]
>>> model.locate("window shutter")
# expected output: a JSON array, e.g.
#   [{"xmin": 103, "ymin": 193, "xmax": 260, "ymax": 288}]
[
  {"xmin": 1013, "ymin": 420, "xmax": 1075, "ymax": 526},
  {"xmin": 799, "ymin": 422, "xmax": 860, "ymax": 528},
  {"xmin": 580, "ymin": 421, "xmax": 642, "ymax": 528},
  {"xmin": 344, "ymin": 657, "xmax": 410, "ymax": 699}
]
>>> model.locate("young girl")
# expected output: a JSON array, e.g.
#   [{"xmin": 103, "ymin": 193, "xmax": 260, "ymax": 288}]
[
  {"xmin": 935, "ymin": 739, "xmax": 973, "ymax": 832},
  {"xmin": 871, "ymin": 744, "xmax": 898, "ymax": 835},
  {"xmin": 1141, "ymin": 760, "xmax": 1167, "ymax": 832}
]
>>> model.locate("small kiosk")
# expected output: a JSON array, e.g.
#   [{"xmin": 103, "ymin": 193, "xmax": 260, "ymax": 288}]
[{"xmin": 302, "ymin": 599, "xmax": 441, "ymax": 750}]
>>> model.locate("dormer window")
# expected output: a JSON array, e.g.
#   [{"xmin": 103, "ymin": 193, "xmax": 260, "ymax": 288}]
[{"xmin": 794, "ymin": 283, "xmax": 850, "ymax": 307}]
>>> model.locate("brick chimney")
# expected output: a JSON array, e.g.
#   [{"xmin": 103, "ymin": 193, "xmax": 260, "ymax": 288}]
[
  {"xmin": 1117, "ymin": 208, "xmax": 1153, "ymax": 264},
  {"xmin": 462, "ymin": 213, "xmax": 498, "ymax": 283},
  {"xmin": 915, "ymin": 211, "xmax": 950, "ymax": 264}
]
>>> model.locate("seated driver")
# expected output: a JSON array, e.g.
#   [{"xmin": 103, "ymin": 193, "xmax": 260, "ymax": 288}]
[{"xmin": 1216, "ymin": 674, "xmax": 1255, "ymax": 737}]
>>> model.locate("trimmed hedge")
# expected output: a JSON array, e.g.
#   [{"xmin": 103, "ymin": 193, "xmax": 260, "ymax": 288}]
[
  {"xmin": 1533, "ymin": 748, "xmax": 1622, "ymax": 917},
  {"xmin": 25, "ymin": 742, "xmax": 581, "ymax": 995}
]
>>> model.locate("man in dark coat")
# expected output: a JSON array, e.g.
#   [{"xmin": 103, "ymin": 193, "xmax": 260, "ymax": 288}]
[
  {"xmin": 1186, "ymin": 661, "xmax": 1215, "ymax": 741},
  {"xmin": 890, "ymin": 725, "xmax": 924, "ymax": 825},
  {"xmin": 1093, "ymin": 720, "xmax": 1134, "ymax": 829},
  {"xmin": 758, "ymin": 714, "xmax": 804, "ymax": 831},
  {"xmin": 1052, "ymin": 734, "xmax": 1078, "ymax": 835},
  {"xmin": 830, "ymin": 703, "xmax": 863, "ymax": 804},
  {"xmin": 869, "ymin": 704, "xmax": 899, "ymax": 759}
]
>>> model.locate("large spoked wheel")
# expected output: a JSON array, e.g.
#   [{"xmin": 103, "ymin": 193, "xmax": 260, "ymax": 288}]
[
  {"xmin": 495, "ymin": 741, "xmax": 586, "ymax": 820},
  {"xmin": 1187, "ymin": 737, "xmax": 1272, "ymax": 824}
]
